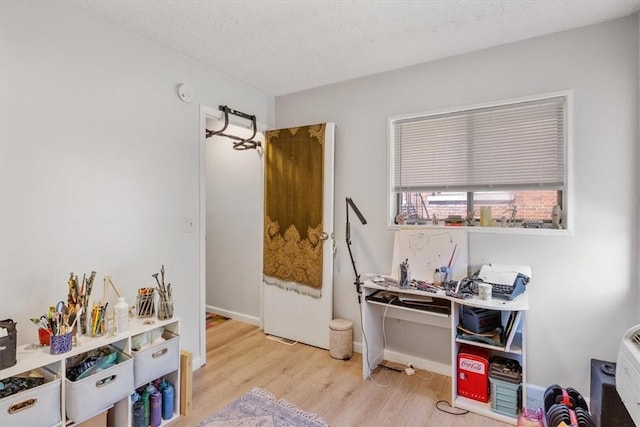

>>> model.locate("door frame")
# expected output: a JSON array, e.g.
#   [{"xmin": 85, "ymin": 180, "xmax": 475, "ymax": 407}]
[{"xmin": 197, "ymin": 104, "xmax": 267, "ymax": 368}]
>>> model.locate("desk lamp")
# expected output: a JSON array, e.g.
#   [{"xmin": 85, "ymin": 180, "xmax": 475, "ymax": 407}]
[{"xmin": 346, "ymin": 197, "xmax": 367, "ymax": 303}]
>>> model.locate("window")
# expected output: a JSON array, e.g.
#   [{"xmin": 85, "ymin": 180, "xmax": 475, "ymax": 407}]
[{"xmin": 389, "ymin": 92, "xmax": 568, "ymax": 229}]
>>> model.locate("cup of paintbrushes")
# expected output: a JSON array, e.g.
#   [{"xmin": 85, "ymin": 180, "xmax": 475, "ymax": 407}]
[
  {"xmin": 90, "ymin": 305, "xmax": 107, "ymax": 337},
  {"xmin": 136, "ymin": 289, "xmax": 155, "ymax": 318},
  {"xmin": 157, "ymin": 295, "xmax": 173, "ymax": 320},
  {"xmin": 50, "ymin": 332, "xmax": 72, "ymax": 355}
]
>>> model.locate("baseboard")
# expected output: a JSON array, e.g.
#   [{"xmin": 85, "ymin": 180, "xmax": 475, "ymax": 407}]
[
  {"xmin": 192, "ymin": 355, "xmax": 203, "ymax": 370},
  {"xmin": 206, "ymin": 305, "xmax": 261, "ymax": 327}
]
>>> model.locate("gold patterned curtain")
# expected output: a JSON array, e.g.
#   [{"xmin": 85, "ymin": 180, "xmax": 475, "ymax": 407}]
[{"xmin": 263, "ymin": 124, "xmax": 326, "ymax": 298}]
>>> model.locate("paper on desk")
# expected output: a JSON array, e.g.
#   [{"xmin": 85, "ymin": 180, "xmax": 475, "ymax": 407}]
[{"xmin": 478, "ymin": 264, "xmax": 531, "ymax": 285}]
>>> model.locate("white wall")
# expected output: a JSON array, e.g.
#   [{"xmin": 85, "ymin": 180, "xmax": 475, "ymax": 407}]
[
  {"xmin": 276, "ymin": 16, "xmax": 639, "ymax": 394},
  {"xmin": 0, "ymin": 1, "xmax": 274, "ymax": 365},
  {"xmin": 205, "ymin": 119, "xmax": 263, "ymax": 324}
]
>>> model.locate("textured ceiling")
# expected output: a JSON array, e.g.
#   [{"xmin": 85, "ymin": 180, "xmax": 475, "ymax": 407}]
[{"xmin": 70, "ymin": 0, "xmax": 640, "ymax": 96}]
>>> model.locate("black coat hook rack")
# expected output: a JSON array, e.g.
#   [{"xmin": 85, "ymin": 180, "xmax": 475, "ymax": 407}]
[{"xmin": 205, "ymin": 105, "xmax": 261, "ymax": 150}]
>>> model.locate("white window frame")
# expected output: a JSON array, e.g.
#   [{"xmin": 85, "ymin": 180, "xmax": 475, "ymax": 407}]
[{"xmin": 387, "ymin": 90, "xmax": 574, "ymax": 235}]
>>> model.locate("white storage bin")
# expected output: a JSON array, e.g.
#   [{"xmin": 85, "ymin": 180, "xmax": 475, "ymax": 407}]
[
  {"xmin": 65, "ymin": 346, "xmax": 133, "ymax": 422},
  {"xmin": 132, "ymin": 330, "xmax": 180, "ymax": 387},
  {"xmin": 0, "ymin": 367, "xmax": 61, "ymax": 427}
]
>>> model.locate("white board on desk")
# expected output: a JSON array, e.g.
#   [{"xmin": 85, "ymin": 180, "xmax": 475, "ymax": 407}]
[{"xmin": 391, "ymin": 227, "xmax": 468, "ymax": 282}]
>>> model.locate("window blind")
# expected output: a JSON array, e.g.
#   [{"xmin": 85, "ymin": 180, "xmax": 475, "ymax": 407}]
[{"xmin": 392, "ymin": 96, "xmax": 566, "ymax": 192}]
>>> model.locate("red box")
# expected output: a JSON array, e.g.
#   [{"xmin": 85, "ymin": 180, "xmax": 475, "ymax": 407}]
[{"xmin": 457, "ymin": 345, "xmax": 491, "ymax": 402}]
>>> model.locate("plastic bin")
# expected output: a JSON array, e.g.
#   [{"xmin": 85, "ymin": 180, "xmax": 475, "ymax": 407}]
[
  {"xmin": 329, "ymin": 319, "xmax": 353, "ymax": 360},
  {"xmin": 65, "ymin": 346, "xmax": 134, "ymax": 422},
  {"xmin": 0, "ymin": 367, "xmax": 61, "ymax": 427},
  {"xmin": 490, "ymin": 377, "xmax": 521, "ymax": 417},
  {"xmin": 132, "ymin": 330, "xmax": 180, "ymax": 387}
]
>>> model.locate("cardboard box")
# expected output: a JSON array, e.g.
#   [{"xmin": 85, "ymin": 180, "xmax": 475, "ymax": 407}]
[{"xmin": 76, "ymin": 409, "xmax": 107, "ymax": 427}]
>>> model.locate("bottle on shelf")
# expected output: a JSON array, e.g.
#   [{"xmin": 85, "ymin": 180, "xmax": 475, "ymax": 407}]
[
  {"xmin": 132, "ymin": 400, "xmax": 145, "ymax": 427},
  {"xmin": 142, "ymin": 385, "xmax": 154, "ymax": 426},
  {"xmin": 160, "ymin": 380, "xmax": 174, "ymax": 420},
  {"xmin": 115, "ymin": 296, "xmax": 129, "ymax": 335},
  {"xmin": 150, "ymin": 390, "xmax": 162, "ymax": 427},
  {"xmin": 433, "ymin": 268, "xmax": 444, "ymax": 285}
]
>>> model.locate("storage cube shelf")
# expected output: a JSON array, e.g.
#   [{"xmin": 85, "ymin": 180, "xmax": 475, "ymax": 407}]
[{"xmin": 0, "ymin": 316, "xmax": 180, "ymax": 427}]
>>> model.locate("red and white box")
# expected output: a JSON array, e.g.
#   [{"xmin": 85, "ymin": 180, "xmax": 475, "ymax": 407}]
[{"xmin": 457, "ymin": 345, "xmax": 491, "ymax": 402}]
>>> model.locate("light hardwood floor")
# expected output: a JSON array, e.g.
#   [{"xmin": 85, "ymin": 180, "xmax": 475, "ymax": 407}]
[{"xmin": 172, "ymin": 319, "xmax": 511, "ymax": 426}]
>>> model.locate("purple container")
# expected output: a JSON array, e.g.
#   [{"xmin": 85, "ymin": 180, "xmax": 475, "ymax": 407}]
[{"xmin": 150, "ymin": 391, "xmax": 162, "ymax": 427}]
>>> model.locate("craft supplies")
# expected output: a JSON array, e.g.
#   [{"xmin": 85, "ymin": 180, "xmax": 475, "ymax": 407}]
[
  {"xmin": 136, "ymin": 288, "xmax": 156, "ymax": 318},
  {"xmin": 154, "ymin": 265, "xmax": 174, "ymax": 320},
  {"xmin": 90, "ymin": 302, "xmax": 108, "ymax": 337},
  {"xmin": 50, "ymin": 332, "xmax": 72, "ymax": 355},
  {"xmin": 66, "ymin": 347, "xmax": 117, "ymax": 382},
  {"xmin": 400, "ymin": 259, "xmax": 410, "ymax": 289},
  {"xmin": 75, "ymin": 271, "xmax": 97, "ymax": 335},
  {"xmin": 150, "ymin": 390, "xmax": 162, "ymax": 427},
  {"xmin": 38, "ymin": 328, "xmax": 50, "ymax": 346},
  {"xmin": 160, "ymin": 380, "xmax": 174, "ymax": 420},
  {"xmin": 0, "ymin": 374, "xmax": 45, "ymax": 399},
  {"xmin": 115, "ymin": 297, "xmax": 129, "ymax": 334},
  {"xmin": 433, "ymin": 268, "xmax": 444, "ymax": 286},
  {"xmin": 132, "ymin": 400, "xmax": 145, "ymax": 427}
]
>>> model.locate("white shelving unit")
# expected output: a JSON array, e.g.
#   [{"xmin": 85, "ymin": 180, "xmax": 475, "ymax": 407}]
[
  {"xmin": 361, "ymin": 280, "xmax": 529, "ymax": 425},
  {"xmin": 0, "ymin": 316, "xmax": 180, "ymax": 427}
]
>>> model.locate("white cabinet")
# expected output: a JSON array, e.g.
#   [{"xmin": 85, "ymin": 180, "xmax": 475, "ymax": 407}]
[
  {"xmin": 0, "ymin": 316, "xmax": 180, "ymax": 427},
  {"xmin": 361, "ymin": 280, "xmax": 528, "ymax": 425}
]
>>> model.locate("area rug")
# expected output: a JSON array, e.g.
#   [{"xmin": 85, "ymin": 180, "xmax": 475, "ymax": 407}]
[
  {"xmin": 196, "ymin": 387, "xmax": 328, "ymax": 427},
  {"xmin": 206, "ymin": 312, "xmax": 229, "ymax": 329}
]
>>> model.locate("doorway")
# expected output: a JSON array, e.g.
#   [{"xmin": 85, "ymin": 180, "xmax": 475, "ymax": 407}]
[{"xmin": 198, "ymin": 106, "xmax": 265, "ymax": 365}]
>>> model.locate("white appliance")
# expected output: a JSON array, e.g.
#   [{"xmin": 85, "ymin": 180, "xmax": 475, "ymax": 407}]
[{"xmin": 616, "ymin": 324, "xmax": 640, "ymax": 425}]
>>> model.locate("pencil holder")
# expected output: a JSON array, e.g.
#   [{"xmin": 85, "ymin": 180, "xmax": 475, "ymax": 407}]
[
  {"xmin": 136, "ymin": 294, "xmax": 155, "ymax": 318},
  {"xmin": 157, "ymin": 297, "xmax": 173, "ymax": 320},
  {"xmin": 50, "ymin": 332, "xmax": 72, "ymax": 355},
  {"xmin": 79, "ymin": 310, "xmax": 88, "ymax": 335},
  {"xmin": 90, "ymin": 309, "xmax": 106, "ymax": 337}
]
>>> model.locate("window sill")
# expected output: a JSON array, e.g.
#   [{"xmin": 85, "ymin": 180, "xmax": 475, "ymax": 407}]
[{"xmin": 387, "ymin": 223, "xmax": 573, "ymax": 237}]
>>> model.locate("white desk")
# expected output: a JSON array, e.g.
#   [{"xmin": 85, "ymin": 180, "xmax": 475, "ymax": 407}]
[{"xmin": 361, "ymin": 280, "xmax": 529, "ymax": 425}]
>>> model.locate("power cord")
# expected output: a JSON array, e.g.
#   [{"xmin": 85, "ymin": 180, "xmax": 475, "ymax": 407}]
[
  {"xmin": 361, "ymin": 289, "xmax": 463, "ymax": 414},
  {"xmin": 360, "ymin": 294, "xmax": 393, "ymax": 388},
  {"xmin": 435, "ymin": 400, "xmax": 469, "ymax": 416}
]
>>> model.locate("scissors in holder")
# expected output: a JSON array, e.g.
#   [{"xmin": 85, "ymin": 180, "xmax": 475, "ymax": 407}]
[{"xmin": 54, "ymin": 301, "xmax": 70, "ymax": 334}]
